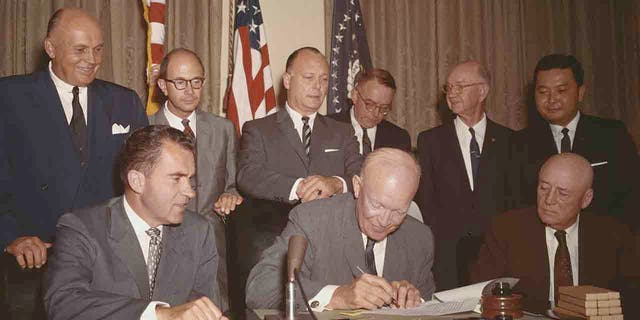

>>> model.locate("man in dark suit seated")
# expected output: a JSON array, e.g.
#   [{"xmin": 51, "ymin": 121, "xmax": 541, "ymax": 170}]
[
  {"xmin": 416, "ymin": 60, "xmax": 513, "ymax": 290},
  {"xmin": 513, "ymin": 54, "xmax": 640, "ymax": 229},
  {"xmin": 471, "ymin": 153, "xmax": 639, "ymax": 315},
  {"xmin": 328, "ymin": 68, "xmax": 411, "ymax": 154},
  {"xmin": 0, "ymin": 8, "xmax": 148, "ymax": 319},
  {"xmin": 45, "ymin": 125, "xmax": 227, "ymax": 320},
  {"xmin": 246, "ymin": 148, "xmax": 435, "ymax": 311}
]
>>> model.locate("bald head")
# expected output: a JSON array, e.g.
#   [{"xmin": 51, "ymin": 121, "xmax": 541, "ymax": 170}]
[
  {"xmin": 47, "ymin": 8, "xmax": 101, "ymax": 38},
  {"xmin": 360, "ymin": 148, "xmax": 421, "ymax": 195},
  {"xmin": 537, "ymin": 153, "xmax": 594, "ymax": 230}
]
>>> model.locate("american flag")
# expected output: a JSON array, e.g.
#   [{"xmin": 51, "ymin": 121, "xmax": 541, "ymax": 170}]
[
  {"xmin": 226, "ymin": 0, "xmax": 276, "ymax": 135},
  {"xmin": 327, "ymin": 0, "xmax": 372, "ymax": 114},
  {"xmin": 142, "ymin": 0, "xmax": 166, "ymax": 115}
]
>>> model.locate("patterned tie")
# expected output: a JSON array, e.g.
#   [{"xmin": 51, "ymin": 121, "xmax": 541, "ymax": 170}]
[
  {"xmin": 560, "ymin": 127, "xmax": 571, "ymax": 153},
  {"xmin": 301, "ymin": 116, "xmax": 311, "ymax": 156},
  {"xmin": 361, "ymin": 126, "xmax": 372, "ymax": 156},
  {"xmin": 365, "ymin": 237, "xmax": 378, "ymax": 275},
  {"xmin": 469, "ymin": 127, "xmax": 481, "ymax": 190},
  {"xmin": 70, "ymin": 86, "xmax": 88, "ymax": 164},
  {"xmin": 182, "ymin": 119, "xmax": 195, "ymax": 138},
  {"xmin": 554, "ymin": 230, "xmax": 573, "ymax": 303},
  {"xmin": 146, "ymin": 227, "xmax": 162, "ymax": 299}
]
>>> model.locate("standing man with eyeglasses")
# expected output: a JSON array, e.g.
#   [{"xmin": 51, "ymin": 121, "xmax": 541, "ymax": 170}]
[
  {"xmin": 329, "ymin": 68, "xmax": 411, "ymax": 154},
  {"xmin": 415, "ymin": 60, "xmax": 514, "ymax": 290},
  {"xmin": 148, "ymin": 48, "xmax": 241, "ymax": 313}
]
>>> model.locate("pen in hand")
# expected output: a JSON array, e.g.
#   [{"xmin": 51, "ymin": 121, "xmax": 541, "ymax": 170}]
[{"xmin": 354, "ymin": 265, "xmax": 399, "ymax": 308}]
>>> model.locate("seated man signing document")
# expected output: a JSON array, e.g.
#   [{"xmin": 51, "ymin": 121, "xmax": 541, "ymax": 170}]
[{"xmin": 246, "ymin": 148, "xmax": 435, "ymax": 311}]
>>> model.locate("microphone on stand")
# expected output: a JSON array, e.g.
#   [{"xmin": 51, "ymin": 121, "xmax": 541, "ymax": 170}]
[{"xmin": 284, "ymin": 235, "xmax": 317, "ymax": 320}]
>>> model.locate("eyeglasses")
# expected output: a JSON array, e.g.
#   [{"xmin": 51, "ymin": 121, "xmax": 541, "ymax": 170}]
[
  {"xmin": 442, "ymin": 82, "xmax": 485, "ymax": 95},
  {"xmin": 354, "ymin": 87, "xmax": 391, "ymax": 116},
  {"xmin": 165, "ymin": 77, "xmax": 205, "ymax": 90}
]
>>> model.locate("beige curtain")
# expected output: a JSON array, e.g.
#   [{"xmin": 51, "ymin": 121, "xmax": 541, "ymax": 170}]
[
  {"xmin": 0, "ymin": 0, "xmax": 222, "ymax": 114},
  {"xmin": 327, "ymin": 0, "xmax": 640, "ymax": 149}
]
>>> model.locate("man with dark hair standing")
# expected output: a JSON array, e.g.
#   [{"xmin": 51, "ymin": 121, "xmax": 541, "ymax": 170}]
[
  {"xmin": 45, "ymin": 125, "xmax": 227, "ymax": 320},
  {"xmin": 416, "ymin": 60, "xmax": 513, "ymax": 290},
  {"xmin": 513, "ymin": 54, "xmax": 640, "ymax": 229},
  {"xmin": 0, "ymin": 8, "xmax": 147, "ymax": 318},
  {"xmin": 329, "ymin": 68, "xmax": 411, "ymax": 154}
]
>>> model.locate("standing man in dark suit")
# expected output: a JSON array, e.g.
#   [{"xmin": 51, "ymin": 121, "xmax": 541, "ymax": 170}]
[
  {"xmin": 246, "ymin": 148, "xmax": 434, "ymax": 311},
  {"xmin": 513, "ymin": 54, "xmax": 639, "ymax": 228},
  {"xmin": 149, "ymin": 48, "xmax": 241, "ymax": 312},
  {"xmin": 328, "ymin": 68, "xmax": 411, "ymax": 154},
  {"xmin": 472, "ymin": 153, "xmax": 639, "ymax": 315},
  {"xmin": 416, "ymin": 60, "xmax": 513, "ymax": 290},
  {"xmin": 45, "ymin": 125, "xmax": 227, "ymax": 320},
  {"xmin": 0, "ymin": 8, "xmax": 147, "ymax": 318}
]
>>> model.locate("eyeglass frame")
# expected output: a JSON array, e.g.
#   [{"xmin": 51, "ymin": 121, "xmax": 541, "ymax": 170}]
[
  {"xmin": 354, "ymin": 87, "xmax": 392, "ymax": 116},
  {"xmin": 442, "ymin": 82, "xmax": 486, "ymax": 95},
  {"xmin": 164, "ymin": 77, "xmax": 206, "ymax": 90}
]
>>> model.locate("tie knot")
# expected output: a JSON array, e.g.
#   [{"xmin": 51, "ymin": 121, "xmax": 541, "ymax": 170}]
[
  {"xmin": 554, "ymin": 230, "xmax": 567, "ymax": 243},
  {"xmin": 182, "ymin": 119, "xmax": 191, "ymax": 127},
  {"xmin": 146, "ymin": 227, "xmax": 161, "ymax": 238},
  {"xmin": 72, "ymin": 86, "xmax": 79, "ymax": 96},
  {"xmin": 365, "ymin": 237, "xmax": 376, "ymax": 250},
  {"xmin": 469, "ymin": 127, "xmax": 476, "ymax": 136},
  {"xmin": 301, "ymin": 116, "xmax": 310, "ymax": 125},
  {"xmin": 561, "ymin": 127, "xmax": 569, "ymax": 135}
]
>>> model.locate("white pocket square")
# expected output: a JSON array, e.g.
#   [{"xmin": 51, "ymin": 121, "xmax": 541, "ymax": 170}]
[
  {"xmin": 591, "ymin": 161, "xmax": 608, "ymax": 167},
  {"xmin": 112, "ymin": 123, "xmax": 130, "ymax": 135},
  {"xmin": 324, "ymin": 148, "xmax": 340, "ymax": 153}
]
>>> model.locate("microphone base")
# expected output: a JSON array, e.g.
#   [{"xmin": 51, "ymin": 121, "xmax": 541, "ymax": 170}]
[{"xmin": 264, "ymin": 313, "xmax": 314, "ymax": 320}]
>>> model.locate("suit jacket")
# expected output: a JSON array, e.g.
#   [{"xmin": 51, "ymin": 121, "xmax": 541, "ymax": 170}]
[
  {"xmin": 237, "ymin": 107, "xmax": 363, "ymax": 203},
  {"xmin": 415, "ymin": 118, "xmax": 514, "ymax": 290},
  {"xmin": 471, "ymin": 207, "xmax": 640, "ymax": 314},
  {"xmin": 0, "ymin": 70, "xmax": 148, "ymax": 248},
  {"xmin": 513, "ymin": 114, "xmax": 640, "ymax": 228},
  {"xmin": 328, "ymin": 107, "xmax": 412, "ymax": 152},
  {"xmin": 245, "ymin": 193, "xmax": 436, "ymax": 309},
  {"xmin": 44, "ymin": 197, "xmax": 218, "ymax": 320}
]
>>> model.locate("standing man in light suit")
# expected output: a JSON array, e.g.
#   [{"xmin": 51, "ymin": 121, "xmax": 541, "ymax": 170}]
[{"xmin": 149, "ymin": 48, "xmax": 242, "ymax": 312}]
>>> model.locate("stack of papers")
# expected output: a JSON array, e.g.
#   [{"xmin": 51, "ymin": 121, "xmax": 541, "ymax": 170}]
[{"xmin": 554, "ymin": 285, "xmax": 623, "ymax": 319}]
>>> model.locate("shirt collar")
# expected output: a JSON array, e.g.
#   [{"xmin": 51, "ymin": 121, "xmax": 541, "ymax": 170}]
[
  {"xmin": 454, "ymin": 113, "xmax": 487, "ymax": 139},
  {"xmin": 163, "ymin": 102, "xmax": 197, "ymax": 133},
  {"xmin": 545, "ymin": 214, "xmax": 580, "ymax": 238},
  {"xmin": 123, "ymin": 195, "xmax": 162, "ymax": 235},
  {"xmin": 48, "ymin": 61, "xmax": 85, "ymax": 93},
  {"xmin": 549, "ymin": 111, "xmax": 581, "ymax": 137},
  {"xmin": 285, "ymin": 102, "xmax": 317, "ymax": 128}
]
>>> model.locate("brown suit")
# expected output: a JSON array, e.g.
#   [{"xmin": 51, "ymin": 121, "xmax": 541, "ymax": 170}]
[{"xmin": 471, "ymin": 207, "xmax": 640, "ymax": 314}]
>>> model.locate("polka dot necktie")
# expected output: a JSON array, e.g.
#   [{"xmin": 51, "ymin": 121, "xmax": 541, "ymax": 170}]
[{"xmin": 146, "ymin": 227, "xmax": 162, "ymax": 299}]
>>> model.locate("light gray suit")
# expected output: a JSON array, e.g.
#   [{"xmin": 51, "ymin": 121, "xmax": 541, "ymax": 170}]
[
  {"xmin": 245, "ymin": 193, "xmax": 436, "ymax": 309},
  {"xmin": 44, "ymin": 197, "xmax": 218, "ymax": 320},
  {"xmin": 148, "ymin": 108, "xmax": 238, "ymax": 311}
]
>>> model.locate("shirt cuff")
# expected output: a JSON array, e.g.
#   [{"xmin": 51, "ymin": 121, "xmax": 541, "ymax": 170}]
[
  {"xmin": 309, "ymin": 285, "xmax": 339, "ymax": 312},
  {"xmin": 289, "ymin": 178, "xmax": 305, "ymax": 201},
  {"xmin": 141, "ymin": 301, "xmax": 170, "ymax": 320},
  {"xmin": 333, "ymin": 176, "xmax": 348, "ymax": 194}
]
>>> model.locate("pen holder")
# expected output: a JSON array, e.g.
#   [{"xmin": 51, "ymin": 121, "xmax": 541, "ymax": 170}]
[{"xmin": 481, "ymin": 282, "xmax": 523, "ymax": 319}]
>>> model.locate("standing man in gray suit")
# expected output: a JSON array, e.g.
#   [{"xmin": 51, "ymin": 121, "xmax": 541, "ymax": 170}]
[
  {"xmin": 246, "ymin": 148, "xmax": 435, "ymax": 311},
  {"xmin": 149, "ymin": 48, "xmax": 241, "ymax": 312},
  {"xmin": 45, "ymin": 125, "xmax": 227, "ymax": 320}
]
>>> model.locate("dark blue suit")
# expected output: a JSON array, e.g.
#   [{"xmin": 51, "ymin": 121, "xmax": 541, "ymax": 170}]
[{"xmin": 0, "ymin": 69, "xmax": 148, "ymax": 248}]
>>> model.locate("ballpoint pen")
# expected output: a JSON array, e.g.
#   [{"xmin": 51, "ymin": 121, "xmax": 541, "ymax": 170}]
[{"xmin": 354, "ymin": 265, "xmax": 399, "ymax": 308}]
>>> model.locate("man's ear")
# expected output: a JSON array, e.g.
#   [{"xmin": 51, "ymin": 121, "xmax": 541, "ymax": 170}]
[
  {"xmin": 352, "ymin": 175, "xmax": 362, "ymax": 198},
  {"xmin": 283, "ymin": 72, "xmax": 291, "ymax": 90},
  {"xmin": 157, "ymin": 79, "xmax": 169, "ymax": 96},
  {"xmin": 127, "ymin": 170, "xmax": 146, "ymax": 194},
  {"xmin": 578, "ymin": 85, "xmax": 586, "ymax": 103},
  {"xmin": 44, "ymin": 38, "xmax": 56, "ymax": 59},
  {"xmin": 479, "ymin": 84, "xmax": 490, "ymax": 102},
  {"xmin": 580, "ymin": 188, "xmax": 594, "ymax": 209}
]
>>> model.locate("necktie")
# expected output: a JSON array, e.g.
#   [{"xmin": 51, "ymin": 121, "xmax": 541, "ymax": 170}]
[
  {"xmin": 365, "ymin": 237, "xmax": 378, "ymax": 275},
  {"xmin": 361, "ymin": 126, "xmax": 372, "ymax": 156},
  {"xmin": 554, "ymin": 230, "xmax": 573, "ymax": 303},
  {"xmin": 182, "ymin": 119, "xmax": 195, "ymax": 138},
  {"xmin": 469, "ymin": 127, "xmax": 481, "ymax": 190},
  {"xmin": 146, "ymin": 227, "xmax": 162, "ymax": 299},
  {"xmin": 70, "ymin": 86, "xmax": 88, "ymax": 164},
  {"xmin": 560, "ymin": 128, "xmax": 571, "ymax": 153},
  {"xmin": 301, "ymin": 116, "xmax": 311, "ymax": 156}
]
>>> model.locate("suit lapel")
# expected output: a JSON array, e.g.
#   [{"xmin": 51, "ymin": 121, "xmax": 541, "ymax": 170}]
[
  {"xmin": 571, "ymin": 115, "xmax": 590, "ymax": 155},
  {"xmin": 87, "ymin": 82, "xmax": 110, "ymax": 164},
  {"xmin": 277, "ymin": 108, "xmax": 309, "ymax": 168},
  {"xmin": 374, "ymin": 121, "xmax": 387, "ymax": 150},
  {"xmin": 382, "ymin": 229, "xmax": 408, "ymax": 280},
  {"xmin": 477, "ymin": 120, "xmax": 499, "ymax": 193},
  {"xmin": 444, "ymin": 121, "xmax": 473, "ymax": 192},
  {"xmin": 195, "ymin": 110, "xmax": 216, "ymax": 213},
  {"xmin": 309, "ymin": 115, "xmax": 331, "ymax": 162},
  {"xmin": 342, "ymin": 201, "xmax": 366, "ymax": 276},
  {"xmin": 108, "ymin": 198, "xmax": 150, "ymax": 299},
  {"xmin": 153, "ymin": 222, "xmax": 188, "ymax": 300}
]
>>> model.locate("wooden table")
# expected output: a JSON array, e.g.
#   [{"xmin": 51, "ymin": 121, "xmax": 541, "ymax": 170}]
[{"xmin": 252, "ymin": 309, "xmax": 551, "ymax": 320}]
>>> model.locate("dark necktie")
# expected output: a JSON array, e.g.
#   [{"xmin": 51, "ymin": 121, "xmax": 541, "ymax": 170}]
[
  {"xmin": 182, "ymin": 119, "xmax": 195, "ymax": 138},
  {"xmin": 554, "ymin": 230, "xmax": 573, "ymax": 303},
  {"xmin": 361, "ymin": 126, "xmax": 372, "ymax": 156},
  {"xmin": 469, "ymin": 127, "xmax": 481, "ymax": 189},
  {"xmin": 365, "ymin": 237, "xmax": 378, "ymax": 275},
  {"xmin": 301, "ymin": 116, "xmax": 311, "ymax": 156},
  {"xmin": 146, "ymin": 227, "xmax": 162, "ymax": 299},
  {"xmin": 70, "ymin": 86, "xmax": 88, "ymax": 164},
  {"xmin": 560, "ymin": 127, "xmax": 571, "ymax": 153}
]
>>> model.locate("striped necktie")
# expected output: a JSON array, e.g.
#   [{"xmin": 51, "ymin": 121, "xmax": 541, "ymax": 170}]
[{"xmin": 301, "ymin": 116, "xmax": 311, "ymax": 156}]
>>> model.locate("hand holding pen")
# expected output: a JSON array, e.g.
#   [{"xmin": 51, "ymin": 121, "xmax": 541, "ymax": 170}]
[
  {"xmin": 355, "ymin": 265, "xmax": 421, "ymax": 309},
  {"xmin": 325, "ymin": 265, "xmax": 396, "ymax": 310}
]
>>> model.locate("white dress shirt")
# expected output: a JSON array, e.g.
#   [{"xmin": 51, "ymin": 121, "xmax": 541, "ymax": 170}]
[
  {"xmin": 350, "ymin": 108, "xmax": 377, "ymax": 155},
  {"xmin": 163, "ymin": 103, "xmax": 197, "ymax": 137},
  {"xmin": 549, "ymin": 112, "xmax": 580, "ymax": 153},
  {"xmin": 545, "ymin": 217, "xmax": 580, "ymax": 307},
  {"xmin": 309, "ymin": 233, "xmax": 388, "ymax": 311},
  {"xmin": 49, "ymin": 61, "xmax": 88, "ymax": 124},
  {"xmin": 285, "ymin": 104, "xmax": 347, "ymax": 201},
  {"xmin": 123, "ymin": 196, "xmax": 168, "ymax": 320},
  {"xmin": 453, "ymin": 114, "xmax": 487, "ymax": 191}
]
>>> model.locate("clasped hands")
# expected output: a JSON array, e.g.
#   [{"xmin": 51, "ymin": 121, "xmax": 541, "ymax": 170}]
[
  {"xmin": 327, "ymin": 273, "xmax": 421, "ymax": 310},
  {"xmin": 296, "ymin": 175, "xmax": 343, "ymax": 203},
  {"xmin": 5, "ymin": 236, "xmax": 52, "ymax": 269}
]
